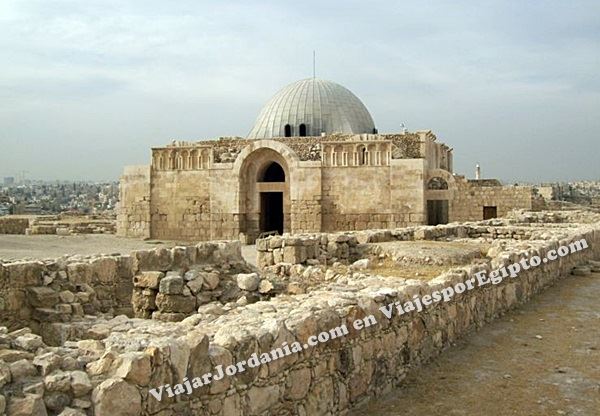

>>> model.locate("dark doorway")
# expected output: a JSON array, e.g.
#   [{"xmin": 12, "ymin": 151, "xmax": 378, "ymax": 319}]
[
  {"xmin": 284, "ymin": 124, "xmax": 292, "ymax": 137},
  {"xmin": 299, "ymin": 124, "xmax": 307, "ymax": 137},
  {"xmin": 483, "ymin": 206, "xmax": 497, "ymax": 220},
  {"xmin": 260, "ymin": 192, "xmax": 284, "ymax": 235},
  {"xmin": 260, "ymin": 162, "xmax": 285, "ymax": 182},
  {"xmin": 427, "ymin": 200, "xmax": 449, "ymax": 225}
]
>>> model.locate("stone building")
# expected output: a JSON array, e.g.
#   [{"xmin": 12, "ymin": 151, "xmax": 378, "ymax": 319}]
[{"xmin": 117, "ymin": 78, "xmax": 533, "ymax": 241}]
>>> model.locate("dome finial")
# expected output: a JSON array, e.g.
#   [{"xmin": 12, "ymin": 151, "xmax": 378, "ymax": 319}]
[{"xmin": 313, "ymin": 50, "xmax": 316, "ymax": 79}]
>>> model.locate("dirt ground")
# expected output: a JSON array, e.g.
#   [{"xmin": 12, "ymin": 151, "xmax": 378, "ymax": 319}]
[
  {"xmin": 0, "ymin": 234, "xmax": 260, "ymax": 265},
  {"xmin": 371, "ymin": 240, "xmax": 487, "ymax": 265},
  {"xmin": 351, "ymin": 272, "xmax": 600, "ymax": 416},
  {"xmin": 0, "ymin": 234, "xmax": 174, "ymax": 261}
]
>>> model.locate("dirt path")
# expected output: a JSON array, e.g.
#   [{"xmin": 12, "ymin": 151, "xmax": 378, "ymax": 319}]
[{"xmin": 351, "ymin": 272, "xmax": 600, "ymax": 416}]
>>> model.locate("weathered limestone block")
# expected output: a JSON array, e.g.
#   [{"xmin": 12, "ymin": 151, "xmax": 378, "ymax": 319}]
[
  {"xmin": 285, "ymin": 367, "xmax": 311, "ymax": 400},
  {"xmin": 26, "ymin": 287, "xmax": 58, "ymax": 308},
  {"xmin": 6, "ymin": 261, "xmax": 44, "ymax": 287},
  {"xmin": 155, "ymin": 293, "xmax": 197, "ymax": 314},
  {"xmin": 151, "ymin": 311, "xmax": 186, "ymax": 322},
  {"xmin": 158, "ymin": 274, "xmax": 184, "ymax": 295},
  {"xmin": 257, "ymin": 251, "xmax": 274, "ymax": 269},
  {"xmin": 133, "ymin": 271, "xmax": 164, "ymax": 289},
  {"xmin": 92, "ymin": 378, "xmax": 142, "ymax": 416},
  {"xmin": 57, "ymin": 290, "xmax": 75, "ymax": 304},
  {"xmin": 273, "ymin": 248, "xmax": 284, "ymax": 264},
  {"xmin": 132, "ymin": 247, "xmax": 172, "ymax": 272},
  {"xmin": 247, "ymin": 385, "xmax": 280, "ymax": 415},
  {"xmin": 57, "ymin": 407, "xmax": 87, "ymax": 416},
  {"xmin": 256, "ymin": 251, "xmax": 273, "ymax": 267},
  {"xmin": 269, "ymin": 236, "xmax": 283, "ymax": 249},
  {"xmin": 237, "ymin": 273, "xmax": 260, "ymax": 291},
  {"xmin": 202, "ymin": 272, "xmax": 220, "ymax": 290},
  {"xmin": 113, "ymin": 352, "xmax": 151, "ymax": 386},
  {"xmin": 66, "ymin": 263, "xmax": 93, "ymax": 284},
  {"xmin": 45, "ymin": 370, "xmax": 72, "ymax": 392},
  {"xmin": 283, "ymin": 246, "xmax": 302, "ymax": 263},
  {"xmin": 186, "ymin": 277, "xmax": 203, "ymax": 295},
  {"xmin": 0, "ymin": 361, "xmax": 11, "ymax": 388},
  {"xmin": 12, "ymin": 333, "xmax": 44, "ymax": 352},
  {"xmin": 131, "ymin": 288, "xmax": 157, "ymax": 312},
  {"xmin": 89, "ymin": 257, "xmax": 118, "ymax": 284},
  {"xmin": 8, "ymin": 394, "xmax": 48, "ymax": 416},
  {"xmin": 9, "ymin": 359, "xmax": 37, "ymax": 380},
  {"xmin": 33, "ymin": 352, "xmax": 62, "ymax": 376}
]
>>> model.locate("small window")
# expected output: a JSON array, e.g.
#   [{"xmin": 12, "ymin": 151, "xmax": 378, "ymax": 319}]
[
  {"xmin": 299, "ymin": 124, "xmax": 307, "ymax": 137},
  {"xmin": 284, "ymin": 124, "xmax": 292, "ymax": 137},
  {"xmin": 483, "ymin": 206, "xmax": 497, "ymax": 220}
]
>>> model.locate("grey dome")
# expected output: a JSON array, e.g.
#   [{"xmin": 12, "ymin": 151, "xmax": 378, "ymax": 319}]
[{"xmin": 247, "ymin": 78, "xmax": 376, "ymax": 139}]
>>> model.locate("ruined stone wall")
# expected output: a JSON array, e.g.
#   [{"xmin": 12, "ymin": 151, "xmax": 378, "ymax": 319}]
[
  {"xmin": 117, "ymin": 166, "xmax": 151, "ymax": 238},
  {"xmin": 2, "ymin": 224, "xmax": 595, "ymax": 415},
  {"xmin": 0, "ymin": 217, "xmax": 30, "ymax": 234},
  {"xmin": 256, "ymin": 215, "xmax": 596, "ymax": 269},
  {"xmin": 0, "ymin": 241, "xmax": 243, "ymax": 345},
  {"xmin": 0, "ymin": 255, "xmax": 135, "ymax": 346},
  {"xmin": 119, "ymin": 225, "xmax": 599, "ymax": 416},
  {"xmin": 0, "ymin": 216, "xmax": 116, "ymax": 235},
  {"xmin": 450, "ymin": 178, "xmax": 533, "ymax": 222},
  {"xmin": 256, "ymin": 233, "xmax": 363, "ymax": 269}
]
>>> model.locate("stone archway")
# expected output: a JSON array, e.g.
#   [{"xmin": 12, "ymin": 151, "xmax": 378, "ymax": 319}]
[{"xmin": 236, "ymin": 144, "xmax": 295, "ymax": 241}]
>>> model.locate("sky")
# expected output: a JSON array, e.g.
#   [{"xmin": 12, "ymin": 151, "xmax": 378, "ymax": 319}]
[{"xmin": 0, "ymin": 0, "xmax": 599, "ymax": 183}]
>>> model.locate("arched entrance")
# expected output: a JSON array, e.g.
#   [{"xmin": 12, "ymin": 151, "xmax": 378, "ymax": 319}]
[{"xmin": 237, "ymin": 146, "xmax": 292, "ymax": 241}]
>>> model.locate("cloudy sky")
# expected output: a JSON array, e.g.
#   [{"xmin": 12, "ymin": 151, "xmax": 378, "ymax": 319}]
[{"xmin": 1, "ymin": 0, "xmax": 598, "ymax": 182}]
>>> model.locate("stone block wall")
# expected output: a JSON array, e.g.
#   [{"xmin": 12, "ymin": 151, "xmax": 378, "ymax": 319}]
[
  {"xmin": 0, "ymin": 241, "xmax": 243, "ymax": 344},
  {"xmin": 116, "ymin": 165, "xmax": 151, "ymax": 238},
  {"xmin": 111, "ymin": 224, "xmax": 599, "ymax": 416},
  {"xmin": 450, "ymin": 179, "xmax": 533, "ymax": 222},
  {"xmin": 256, "ymin": 215, "xmax": 595, "ymax": 270},
  {"xmin": 256, "ymin": 233, "xmax": 363, "ymax": 269},
  {"xmin": 1, "ymin": 223, "xmax": 595, "ymax": 415},
  {"xmin": 0, "ymin": 217, "xmax": 30, "ymax": 234}
]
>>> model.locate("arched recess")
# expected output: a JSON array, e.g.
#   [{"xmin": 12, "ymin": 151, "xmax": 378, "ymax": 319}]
[
  {"xmin": 424, "ymin": 169, "xmax": 456, "ymax": 225},
  {"xmin": 234, "ymin": 140, "xmax": 300, "ymax": 240}
]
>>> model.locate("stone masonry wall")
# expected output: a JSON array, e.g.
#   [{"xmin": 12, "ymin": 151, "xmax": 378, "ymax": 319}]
[
  {"xmin": 0, "ymin": 217, "xmax": 30, "ymax": 234},
  {"xmin": 0, "ymin": 241, "xmax": 243, "ymax": 345},
  {"xmin": 102, "ymin": 224, "xmax": 600, "ymax": 416},
  {"xmin": 1, "ymin": 222, "xmax": 595, "ymax": 415},
  {"xmin": 450, "ymin": 179, "xmax": 533, "ymax": 222},
  {"xmin": 116, "ymin": 166, "xmax": 151, "ymax": 239},
  {"xmin": 256, "ymin": 213, "xmax": 596, "ymax": 269}
]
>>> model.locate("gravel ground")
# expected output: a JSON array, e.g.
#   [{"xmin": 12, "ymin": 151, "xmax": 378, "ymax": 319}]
[
  {"xmin": 351, "ymin": 272, "xmax": 600, "ymax": 416},
  {"xmin": 0, "ymin": 234, "xmax": 259, "ymax": 265},
  {"xmin": 370, "ymin": 240, "xmax": 487, "ymax": 265},
  {"xmin": 0, "ymin": 234, "xmax": 176, "ymax": 261}
]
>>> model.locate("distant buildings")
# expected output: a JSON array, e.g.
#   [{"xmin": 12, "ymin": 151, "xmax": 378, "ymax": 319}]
[{"xmin": 0, "ymin": 181, "xmax": 118, "ymax": 216}]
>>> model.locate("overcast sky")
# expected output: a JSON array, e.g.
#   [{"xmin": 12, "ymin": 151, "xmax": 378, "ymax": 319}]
[{"xmin": 1, "ymin": 0, "xmax": 599, "ymax": 182}]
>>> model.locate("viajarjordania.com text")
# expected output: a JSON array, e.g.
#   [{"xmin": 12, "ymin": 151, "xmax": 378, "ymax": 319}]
[{"xmin": 149, "ymin": 237, "xmax": 589, "ymax": 401}]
